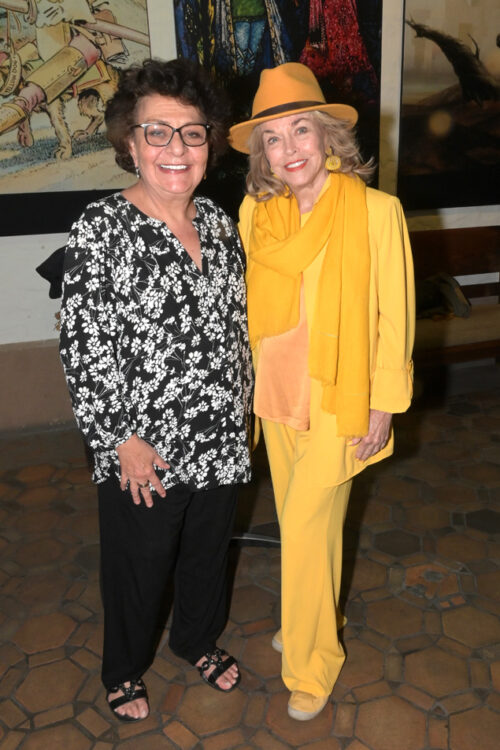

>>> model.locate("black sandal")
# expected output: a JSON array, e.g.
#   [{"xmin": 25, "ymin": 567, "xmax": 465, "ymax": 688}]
[
  {"xmin": 107, "ymin": 679, "xmax": 149, "ymax": 722},
  {"xmin": 197, "ymin": 648, "xmax": 241, "ymax": 693}
]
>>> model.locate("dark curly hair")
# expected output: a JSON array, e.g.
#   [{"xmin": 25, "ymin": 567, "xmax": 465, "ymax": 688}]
[{"xmin": 105, "ymin": 58, "xmax": 230, "ymax": 174}]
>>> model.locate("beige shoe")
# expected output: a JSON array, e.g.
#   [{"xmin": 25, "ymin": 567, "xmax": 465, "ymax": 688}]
[
  {"xmin": 271, "ymin": 629, "xmax": 283, "ymax": 653},
  {"xmin": 288, "ymin": 690, "xmax": 329, "ymax": 721}
]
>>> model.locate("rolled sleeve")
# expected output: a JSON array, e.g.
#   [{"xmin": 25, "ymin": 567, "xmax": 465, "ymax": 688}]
[{"xmin": 368, "ymin": 192, "xmax": 415, "ymax": 413}]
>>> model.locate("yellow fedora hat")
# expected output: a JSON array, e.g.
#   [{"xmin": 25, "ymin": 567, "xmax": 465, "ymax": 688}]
[{"xmin": 229, "ymin": 62, "xmax": 358, "ymax": 154}]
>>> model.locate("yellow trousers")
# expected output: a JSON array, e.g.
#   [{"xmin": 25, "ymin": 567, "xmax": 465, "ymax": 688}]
[{"xmin": 262, "ymin": 418, "xmax": 352, "ymax": 697}]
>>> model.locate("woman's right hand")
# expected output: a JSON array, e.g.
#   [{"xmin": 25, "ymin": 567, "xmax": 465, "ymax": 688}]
[{"xmin": 116, "ymin": 434, "xmax": 170, "ymax": 507}]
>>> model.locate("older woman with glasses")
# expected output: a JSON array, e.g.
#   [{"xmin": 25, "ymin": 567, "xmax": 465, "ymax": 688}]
[{"xmin": 59, "ymin": 58, "xmax": 253, "ymax": 721}]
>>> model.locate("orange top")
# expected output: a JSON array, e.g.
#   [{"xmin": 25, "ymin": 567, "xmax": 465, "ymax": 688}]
[
  {"xmin": 253, "ymin": 282, "xmax": 311, "ymax": 430},
  {"xmin": 254, "ymin": 209, "xmax": 330, "ymax": 431}
]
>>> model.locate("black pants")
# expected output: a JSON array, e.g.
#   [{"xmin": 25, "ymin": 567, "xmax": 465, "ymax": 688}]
[{"xmin": 97, "ymin": 474, "xmax": 238, "ymax": 689}]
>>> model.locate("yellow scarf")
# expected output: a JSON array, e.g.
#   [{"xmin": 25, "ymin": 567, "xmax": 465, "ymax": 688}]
[{"xmin": 246, "ymin": 173, "xmax": 370, "ymax": 437}]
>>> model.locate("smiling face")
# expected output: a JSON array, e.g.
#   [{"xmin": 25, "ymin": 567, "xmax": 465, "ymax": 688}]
[
  {"xmin": 128, "ymin": 94, "xmax": 209, "ymax": 201},
  {"xmin": 260, "ymin": 112, "xmax": 328, "ymax": 207}
]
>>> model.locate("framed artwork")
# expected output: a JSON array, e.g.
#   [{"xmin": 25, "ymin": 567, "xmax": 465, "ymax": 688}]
[
  {"xmin": 397, "ymin": 0, "xmax": 500, "ymax": 211},
  {"xmin": 0, "ymin": 0, "xmax": 152, "ymax": 236},
  {"xmin": 174, "ymin": 0, "xmax": 383, "ymax": 219}
]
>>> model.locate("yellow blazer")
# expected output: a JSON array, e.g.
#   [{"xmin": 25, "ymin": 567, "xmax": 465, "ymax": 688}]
[{"xmin": 239, "ymin": 186, "xmax": 416, "ymax": 486}]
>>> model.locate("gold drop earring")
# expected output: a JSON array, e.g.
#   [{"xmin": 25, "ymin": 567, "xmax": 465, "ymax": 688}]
[{"xmin": 325, "ymin": 147, "xmax": 341, "ymax": 172}]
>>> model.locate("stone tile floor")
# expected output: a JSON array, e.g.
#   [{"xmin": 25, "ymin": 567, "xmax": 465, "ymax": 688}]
[{"xmin": 0, "ymin": 370, "xmax": 499, "ymax": 749}]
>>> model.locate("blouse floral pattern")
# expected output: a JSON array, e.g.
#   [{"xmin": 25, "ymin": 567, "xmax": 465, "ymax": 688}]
[{"xmin": 59, "ymin": 193, "xmax": 253, "ymax": 490}]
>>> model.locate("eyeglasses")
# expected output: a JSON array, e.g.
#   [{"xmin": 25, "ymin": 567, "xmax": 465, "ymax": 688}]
[{"xmin": 132, "ymin": 122, "xmax": 210, "ymax": 147}]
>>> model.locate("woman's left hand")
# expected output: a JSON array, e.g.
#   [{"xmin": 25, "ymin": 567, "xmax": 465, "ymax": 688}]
[
  {"xmin": 116, "ymin": 433, "xmax": 169, "ymax": 507},
  {"xmin": 348, "ymin": 409, "xmax": 392, "ymax": 461}
]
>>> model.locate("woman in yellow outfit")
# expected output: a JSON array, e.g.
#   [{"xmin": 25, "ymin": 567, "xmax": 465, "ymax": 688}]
[{"xmin": 230, "ymin": 63, "xmax": 415, "ymax": 721}]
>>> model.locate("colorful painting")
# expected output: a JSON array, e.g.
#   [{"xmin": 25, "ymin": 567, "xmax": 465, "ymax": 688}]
[
  {"xmin": 174, "ymin": 1, "xmax": 383, "ymax": 218},
  {"xmin": 0, "ymin": 0, "xmax": 151, "ymax": 234},
  {"xmin": 398, "ymin": 0, "xmax": 500, "ymax": 210}
]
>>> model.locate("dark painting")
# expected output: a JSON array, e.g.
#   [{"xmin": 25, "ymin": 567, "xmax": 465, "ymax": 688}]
[
  {"xmin": 174, "ymin": 1, "xmax": 383, "ymax": 219},
  {"xmin": 398, "ymin": 2, "xmax": 500, "ymax": 210}
]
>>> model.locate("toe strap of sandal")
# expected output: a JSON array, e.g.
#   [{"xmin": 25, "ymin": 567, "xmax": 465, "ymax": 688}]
[
  {"xmin": 108, "ymin": 679, "xmax": 147, "ymax": 710},
  {"xmin": 198, "ymin": 648, "xmax": 237, "ymax": 686}
]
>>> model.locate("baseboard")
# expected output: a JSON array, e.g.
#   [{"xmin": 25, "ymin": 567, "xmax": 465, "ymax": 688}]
[{"xmin": 0, "ymin": 339, "xmax": 75, "ymax": 432}]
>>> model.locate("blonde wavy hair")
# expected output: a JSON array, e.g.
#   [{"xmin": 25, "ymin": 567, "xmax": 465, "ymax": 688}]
[{"xmin": 246, "ymin": 110, "xmax": 376, "ymax": 201}]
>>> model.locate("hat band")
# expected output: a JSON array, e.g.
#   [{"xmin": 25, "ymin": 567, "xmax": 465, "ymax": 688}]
[{"xmin": 252, "ymin": 100, "xmax": 325, "ymax": 120}]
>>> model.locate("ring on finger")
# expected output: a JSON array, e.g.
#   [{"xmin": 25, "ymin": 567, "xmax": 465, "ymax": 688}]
[{"xmin": 138, "ymin": 481, "xmax": 149, "ymax": 488}]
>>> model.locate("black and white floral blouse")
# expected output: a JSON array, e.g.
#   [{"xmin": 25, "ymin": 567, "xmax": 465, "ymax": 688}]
[{"xmin": 59, "ymin": 193, "xmax": 253, "ymax": 490}]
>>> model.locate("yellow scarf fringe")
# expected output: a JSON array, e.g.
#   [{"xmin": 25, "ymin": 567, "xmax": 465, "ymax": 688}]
[{"xmin": 247, "ymin": 173, "xmax": 370, "ymax": 437}]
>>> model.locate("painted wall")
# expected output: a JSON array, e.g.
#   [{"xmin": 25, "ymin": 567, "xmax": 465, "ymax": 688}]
[
  {"xmin": 0, "ymin": 0, "xmax": 176, "ymax": 347},
  {"xmin": 0, "ymin": 0, "xmax": 498, "ymax": 348}
]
